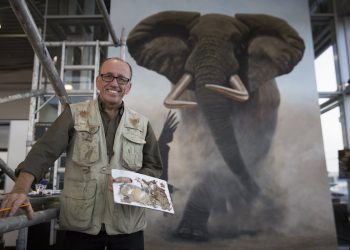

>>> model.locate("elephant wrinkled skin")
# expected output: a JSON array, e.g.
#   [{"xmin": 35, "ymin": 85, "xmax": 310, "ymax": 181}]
[{"xmin": 127, "ymin": 11, "xmax": 305, "ymax": 240}]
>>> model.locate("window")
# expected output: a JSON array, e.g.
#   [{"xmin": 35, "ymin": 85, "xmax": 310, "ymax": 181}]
[
  {"xmin": 315, "ymin": 45, "xmax": 343, "ymax": 176},
  {"xmin": 315, "ymin": 46, "xmax": 338, "ymax": 92}
]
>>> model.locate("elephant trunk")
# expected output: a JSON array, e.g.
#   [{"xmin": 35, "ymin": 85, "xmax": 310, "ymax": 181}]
[{"xmin": 194, "ymin": 68, "xmax": 260, "ymax": 197}]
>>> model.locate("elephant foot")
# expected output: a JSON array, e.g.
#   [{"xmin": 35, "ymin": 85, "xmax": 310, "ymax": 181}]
[{"xmin": 176, "ymin": 220, "xmax": 209, "ymax": 241}]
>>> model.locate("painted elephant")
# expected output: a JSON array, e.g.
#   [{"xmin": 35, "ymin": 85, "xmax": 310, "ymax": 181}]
[{"xmin": 127, "ymin": 11, "xmax": 305, "ymax": 240}]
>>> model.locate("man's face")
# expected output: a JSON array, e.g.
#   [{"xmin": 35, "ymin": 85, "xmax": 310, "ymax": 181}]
[{"xmin": 96, "ymin": 59, "xmax": 132, "ymax": 107}]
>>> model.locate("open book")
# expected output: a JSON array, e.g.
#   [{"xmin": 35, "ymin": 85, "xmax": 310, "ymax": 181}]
[{"xmin": 111, "ymin": 169, "xmax": 174, "ymax": 214}]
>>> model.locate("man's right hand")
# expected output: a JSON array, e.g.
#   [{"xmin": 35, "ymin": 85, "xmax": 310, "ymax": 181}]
[
  {"xmin": 0, "ymin": 172, "xmax": 35, "ymax": 219},
  {"xmin": 0, "ymin": 192, "xmax": 34, "ymax": 219}
]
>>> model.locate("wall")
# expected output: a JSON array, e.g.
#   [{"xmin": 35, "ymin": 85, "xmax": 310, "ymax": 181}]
[
  {"xmin": 0, "ymin": 69, "xmax": 32, "ymax": 120},
  {"xmin": 109, "ymin": 0, "xmax": 337, "ymax": 249}
]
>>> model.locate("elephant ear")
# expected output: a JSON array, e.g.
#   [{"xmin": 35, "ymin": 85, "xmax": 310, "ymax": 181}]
[
  {"xmin": 236, "ymin": 14, "xmax": 305, "ymax": 92},
  {"xmin": 127, "ymin": 11, "xmax": 200, "ymax": 83}
]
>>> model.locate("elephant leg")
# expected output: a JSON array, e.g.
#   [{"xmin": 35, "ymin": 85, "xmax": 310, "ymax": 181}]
[
  {"xmin": 176, "ymin": 183, "xmax": 211, "ymax": 241},
  {"xmin": 176, "ymin": 172, "xmax": 225, "ymax": 241}
]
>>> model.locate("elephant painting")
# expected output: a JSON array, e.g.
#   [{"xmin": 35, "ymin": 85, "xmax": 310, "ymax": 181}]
[{"xmin": 127, "ymin": 11, "xmax": 305, "ymax": 240}]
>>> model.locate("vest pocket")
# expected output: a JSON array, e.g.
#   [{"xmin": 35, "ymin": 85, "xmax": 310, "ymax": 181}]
[
  {"xmin": 72, "ymin": 124, "xmax": 99, "ymax": 165},
  {"xmin": 121, "ymin": 132, "xmax": 146, "ymax": 171},
  {"xmin": 59, "ymin": 179, "xmax": 97, "ymax": 231},
  {"xmin": 112, "ymin": 203, "xmax": 146, "ymax": 233}
]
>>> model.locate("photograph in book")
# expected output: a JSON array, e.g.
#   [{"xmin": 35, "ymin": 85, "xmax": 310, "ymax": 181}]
[{"xmin": 112, "ymin": 169, "xmax": 175, "ymax": 214}]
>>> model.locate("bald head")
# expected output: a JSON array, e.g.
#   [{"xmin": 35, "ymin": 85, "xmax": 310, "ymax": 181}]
[{"xmin": 100, "ymin": 57, "xmax": 132, "ymax": 81}]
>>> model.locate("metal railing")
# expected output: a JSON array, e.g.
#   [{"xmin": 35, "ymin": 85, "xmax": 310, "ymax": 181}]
[
  {"xmin": 0, "ymin": 195, "xmax": 60, "ymax": 250},
  {"xmin": 0, "ymin": 157, "xmax": 60, "ymax": 250},
  {"xmin": 0, "ymin": 208, "xmax": 59, "ymax": 234}
]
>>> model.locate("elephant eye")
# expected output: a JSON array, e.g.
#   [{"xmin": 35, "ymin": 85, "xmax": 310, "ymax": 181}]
[
  {"xmin": 234, "ymin": 40, "xmax": 246, "ymax": 55},
  {"xmin": 239, "ymin": 43, "xmax": 247, "ymax": 52},
  {"xmin": 188, "ymin": 36, "xmax": 197, "ymax": 48}
]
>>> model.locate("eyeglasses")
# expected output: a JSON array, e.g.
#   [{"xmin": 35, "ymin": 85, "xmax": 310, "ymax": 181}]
[{"xmin": 100, "ymin": 74, "xmax": 130, "ymax": 86}]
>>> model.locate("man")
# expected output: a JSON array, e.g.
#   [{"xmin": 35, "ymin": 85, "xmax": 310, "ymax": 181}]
[{"xmin": 0, "ymin": 57, "xmax": 163, "ymax": 250}]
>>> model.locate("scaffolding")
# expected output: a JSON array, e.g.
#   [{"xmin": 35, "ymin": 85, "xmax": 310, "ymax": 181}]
[{"xmin": 0, "ymin": 0, "xmax": 125, "ymax": 249}]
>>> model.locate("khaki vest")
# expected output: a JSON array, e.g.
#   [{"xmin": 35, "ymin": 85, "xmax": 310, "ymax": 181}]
[{"xmin": 59, "ymin": 100, "xmax": 148, "ymax": 235}]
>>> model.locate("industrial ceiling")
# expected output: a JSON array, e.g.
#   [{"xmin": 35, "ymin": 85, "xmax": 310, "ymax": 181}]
[{"xmin": 0, "ymin": 0, "xmax": 350, "ymax": 92}]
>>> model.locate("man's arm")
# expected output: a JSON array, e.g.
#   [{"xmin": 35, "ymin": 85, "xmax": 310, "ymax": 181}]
[
  {"xmin": 15, "ymin": 105, "xmax": 74, "ymax": 181},
  {"xmin": 137, "ymin": 122, "xmax": 163, "ymax": 178},
  {"xmin": 0, "ymin": 105, "xmax": 74, "ymax": 218}
]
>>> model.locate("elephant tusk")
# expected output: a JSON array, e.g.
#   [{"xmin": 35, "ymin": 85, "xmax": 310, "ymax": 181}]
[
  {"xmin": 164, "ymin": 73, "xmax": 198, "ymax": 109},
  {"xmin": 205, "ymin": 75, "xmax": 249, "ymax": 102}
]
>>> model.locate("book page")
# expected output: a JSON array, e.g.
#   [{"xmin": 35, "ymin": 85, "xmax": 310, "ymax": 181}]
[{"xmin": 111, "ymin": 169, "xmax": 175, "ymax": 214}]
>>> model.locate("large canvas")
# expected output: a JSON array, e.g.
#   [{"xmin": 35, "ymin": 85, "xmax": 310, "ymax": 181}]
[{"xmin": 110, "ymin": 0, "xmax": 337, "ymax": 249}]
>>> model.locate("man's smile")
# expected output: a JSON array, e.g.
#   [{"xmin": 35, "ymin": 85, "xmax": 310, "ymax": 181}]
[{"xmin": 105, "ymin": 87, "xmax": 121, "ymax": 94}]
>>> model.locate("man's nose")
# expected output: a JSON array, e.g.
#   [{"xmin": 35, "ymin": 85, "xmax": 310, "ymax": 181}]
[{"xmin": 108, "ymin": 79, "xmax": 121, "ymax": 87}]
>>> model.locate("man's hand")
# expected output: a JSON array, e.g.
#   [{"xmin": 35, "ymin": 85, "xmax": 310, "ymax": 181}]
[
  {"xmin": 0, "ymin": 193, "xmax": 34, "ymax": 219},
  {"xmin": 0, "ymin": 172, "xmax": 35, "ymax": 219},
  {"xmin": 108, "ymin": 176, "xmax": 132, "ymax": 191}
]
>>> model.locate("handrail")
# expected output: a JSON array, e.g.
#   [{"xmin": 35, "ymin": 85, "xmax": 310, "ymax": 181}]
[
  {"xmin": 0, "ymin": 195, "xmax": 60, "ymax": 249},
  {"xmin": 0, "ymin": 208, "xmax": 59, "ymax": 234}
]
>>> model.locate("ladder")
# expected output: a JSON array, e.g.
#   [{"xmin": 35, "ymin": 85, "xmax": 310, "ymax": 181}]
[{"xmin": 27, "ymin": 40, "xmax": 123, "ymax": 191}]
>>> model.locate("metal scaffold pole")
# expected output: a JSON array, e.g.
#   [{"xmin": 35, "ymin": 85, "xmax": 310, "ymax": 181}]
[
  {"xmin": 8, "ymin": 0, "xmax": 70, "ymax": 106},
  {"xmin": 0, "ymin": 89, "xmax": 44, "ymax": 104},
  {"xmin": 0, "ymin": 158, "xmax": 16, "ymax": 181},
  {"xmin": 0, "ymin": 208, "xmax": 59, "ymax": 234},
  {"xmin": 96, "ymin": 0, "xmax": 120, "ymax": 46},
  {"xmin": 120, "ymin": 28, "xmax": 126, "ymax": 60}
]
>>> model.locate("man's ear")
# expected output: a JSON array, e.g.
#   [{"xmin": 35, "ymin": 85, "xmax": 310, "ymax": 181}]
[
  {"xmin": 125, "ymin": 82, "xmax": 132, "ymax": 94},
  {"xmin": 96, "ymin": 75, "xmax": 102, "ymax": 91}
]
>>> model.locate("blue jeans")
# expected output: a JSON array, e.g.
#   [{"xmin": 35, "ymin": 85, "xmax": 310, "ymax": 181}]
[{"xmin": 63, "ymin": 230, "xmax": 144, "ymax": 250}]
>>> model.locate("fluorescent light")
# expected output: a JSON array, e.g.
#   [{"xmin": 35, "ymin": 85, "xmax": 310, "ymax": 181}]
[{"xmin": 64, "ymin": 84, "xmax": 73, "ymax": 90}]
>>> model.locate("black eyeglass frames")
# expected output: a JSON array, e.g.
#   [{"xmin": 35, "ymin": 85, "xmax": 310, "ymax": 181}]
[{"xmin": 100, "ymin": 74, "xmax": 130, "ymax": 85}]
